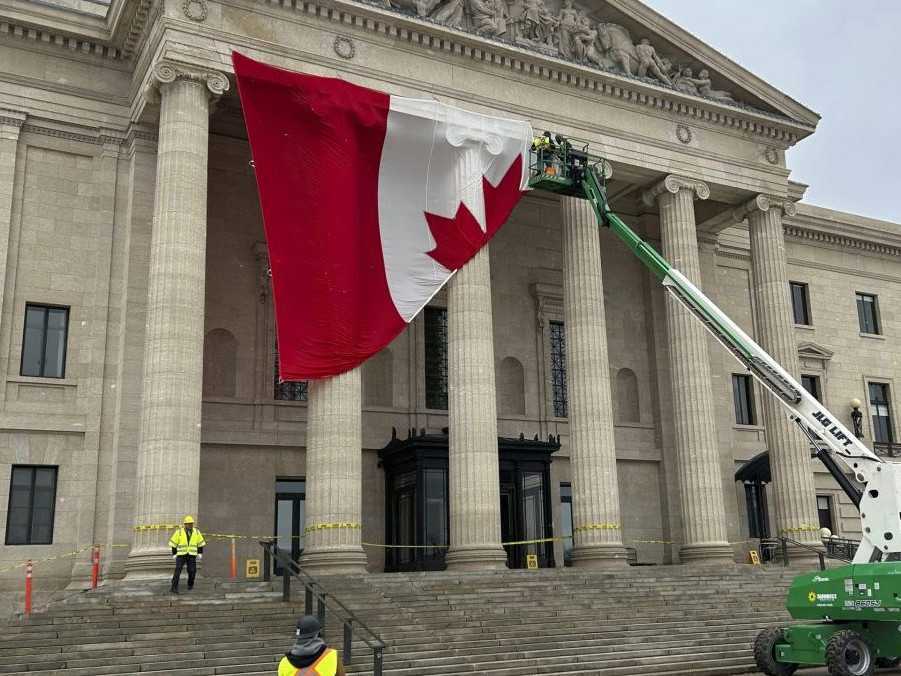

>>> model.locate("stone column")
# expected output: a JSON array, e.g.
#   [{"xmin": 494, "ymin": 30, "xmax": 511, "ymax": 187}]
[
  {"xmin": 0, "ymin": 110, "xmax": 25, "ymax": 340},
  {"xmin": 126, "ymin": 63, "xmax": 229, "ymax": 577},
  {"xmin": 446, "ymin": 147, "xmax": 507, "ymax": 571},
  {"xmin": 642, "ymin": 176, "xmax": 733, "ymax": 564},
  {"xmin": 561, "ymin": 196, "xmax": 627, "ymax": 568},
  {"xmin": 737, "ymin": 195, "xmax": 820, "ymax": 549},
  {"xmin": 300, "ymin": 368, "xmax": 368, "ymax": 573}
]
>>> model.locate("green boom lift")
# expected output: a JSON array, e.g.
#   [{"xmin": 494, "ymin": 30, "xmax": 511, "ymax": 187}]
[{"xmin": 529, "ymin": 134, "xmax": 901, "ymax": 676}]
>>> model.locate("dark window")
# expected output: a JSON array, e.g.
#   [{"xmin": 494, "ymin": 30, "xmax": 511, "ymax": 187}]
[
  {"xmin": 801, "ymin": 375, "xmax": 821, "ymax": 402},
  {"xmin": 816, "ymin": 495, "xmax": 834, "ymax": 532},
  {"xmin": 6, "ymin": 466, "xmax": 57, "ymax": 545},
  {"xmin": 857, "ymin": 293, "xmax": 880, "ymax": 334},
  {"xmin": 869, "ymin": 382, "xmax": 894, "ymax": 443},
  {"xmin": 744, "ymin": 482, "xmax": 769, "ymax": 540},
  {"xmin": 560, "ymin": 483, "xmax": 573, "ymax": 567},
  {"xmin": 549, "ymin": 321, "xmax": 567, "ymax": 418},
  {"xmin": 273, "ymin": 341, "xmax": 307, "ymax": 401},
  {"xmin": 21, "ymin": 304, "xmax": 68, "ymax": 378},
  {"xmin": 732, "ymin": 374, "xmax": 755, "ymax": 425},
  {"xmin": 274, "ymin": 478, "xmax": 305, "ymax": 575},
  {"xmin": 790, "ymin": 282, "xmax": 811, "ymax": 326},
  {"xmin": 424, "ymin": 307, "xmax": 448, "ymax": 410}
]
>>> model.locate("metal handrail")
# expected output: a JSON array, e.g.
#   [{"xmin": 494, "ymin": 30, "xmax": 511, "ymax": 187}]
[
  {"xmin": 259, "ymin": 540, "xmax": 386, "ymax": 675},
  {"xmin": 762, "ymin": 537, "xmax": 852, "ymax": 570}
]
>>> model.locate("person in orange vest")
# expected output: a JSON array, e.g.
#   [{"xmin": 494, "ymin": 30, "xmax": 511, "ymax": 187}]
[
  {"xmin": 168, "ymin": 515, "xmax": 206, "ymax": 594},
  {"xmin": 277, "ymin": 615, "xmax": 346, "ymax": 676}
]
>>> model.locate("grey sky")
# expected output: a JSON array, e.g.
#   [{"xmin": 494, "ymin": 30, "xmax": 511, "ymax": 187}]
[{"xmin": 642, "ymin": 0, "xmax": 901, "ymax": 223}]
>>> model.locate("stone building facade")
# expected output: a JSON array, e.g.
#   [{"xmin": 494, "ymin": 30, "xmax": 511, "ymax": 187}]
[{"xmin": 0, "ymin": 0, "xmax": 899, "ymax": 602}]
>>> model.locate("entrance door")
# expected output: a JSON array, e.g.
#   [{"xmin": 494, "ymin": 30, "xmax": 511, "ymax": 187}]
[
  {"xmin": 500, "ymin": 482, "xmax": 517, "ymax": 568},
  {"xmin": 274, "ymin": 479, "xmax": 305, "ymax": 575}
]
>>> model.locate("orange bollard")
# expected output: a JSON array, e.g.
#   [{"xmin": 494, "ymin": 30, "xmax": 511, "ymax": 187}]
[
  {"xmin": 90, "ymin": 545, "xmax": 100, "ymax": 590},
  {"xmin": 230, "ymin": 538, "xmax": 237, "ymax": 580},
  {"xmin": 24, "ymin": 560, "xmax": 32, "ymax": 616}
]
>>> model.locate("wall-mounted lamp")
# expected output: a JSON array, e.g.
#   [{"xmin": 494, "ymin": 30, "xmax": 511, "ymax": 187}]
[{"xmin": 850, "ymin": 398, "xmax": 863, "ymax": 439}]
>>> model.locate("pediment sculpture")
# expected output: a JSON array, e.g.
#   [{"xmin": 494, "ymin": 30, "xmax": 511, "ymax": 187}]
[{"xmin": 377, "ymin": 0, "xmax": 740, "ymax": 106}]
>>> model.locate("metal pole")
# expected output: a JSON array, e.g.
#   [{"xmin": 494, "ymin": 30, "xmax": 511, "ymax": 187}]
[
  {"xmin": 343, "ymin": 620, "xmax": 353, "ymax": 664},
  {"xmin": 263, "ymin": 546, "xmax": 270, "ymax": 582},
  {"xmin": 374, "ymin": 647, "xmax": 384, "ymax": 676},
  {"xmin": 282, "ymin": 566, "xmax": 290, "ymax": 602},
  {"xmin": 818, "ymin": 552, "xmax": 826, "ymax": 571},
  {"xmin": 781, "ymin": 538, "xmax": 789, "ymax": 566},
  {"xmin": 305, "ymin": 586, "xmax": 313, "ymax": 615}
]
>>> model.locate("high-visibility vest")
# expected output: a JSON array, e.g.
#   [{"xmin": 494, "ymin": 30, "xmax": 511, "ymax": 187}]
[
  {"xmin": 167, "ymin": 527, "xmax": 206, "ymax": 556},
  {"xmin": 277, "ymin": 649, "xmax": 338, "ymax": 676}
]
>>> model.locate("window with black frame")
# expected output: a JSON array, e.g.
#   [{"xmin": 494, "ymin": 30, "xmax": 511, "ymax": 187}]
[
  {"xmin": 856, "ymin": 292, "xmax": 880, "ymax": 335},
  {"xmin": 732, "ymin": 374, "xmax": 756, "ymax": 425},
  {"xmin": 21, "ymin": 304, "xmax": 68, "ymax": 378},
  {"xmin": 869, "ymin": 382, "xmax": 894, "ymax": 444},
  {"xmin": 424, "ymin": 307, "xmax": 448, "ymax": 410},
  {"xmin": 790, "ymin": 282, "xmax": 811, "ymax": 326},
  {"xmin": 6, "ymin": 466, "xmax": 57, "ymax": 545},
  {"xmin": 816, "ymin": 495, "xmax": 834, "ymax": 532},
  {"xmin": 549, "ymin": 321, "xmax": 567, "ymax": 418}
]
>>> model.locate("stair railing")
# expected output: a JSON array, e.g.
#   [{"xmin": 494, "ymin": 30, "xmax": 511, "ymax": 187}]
[
  {"xmin": 259, "ymin": 539, "xmax": 386, "ymax": 676},
  {"xmin": 775, "ymin": 536, "xmax": 855, "ymax": 570}
]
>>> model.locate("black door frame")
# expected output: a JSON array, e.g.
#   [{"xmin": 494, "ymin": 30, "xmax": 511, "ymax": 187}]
[{"xmin": 273, "ymin": 478, "xmax": 305, "ymax": 575}]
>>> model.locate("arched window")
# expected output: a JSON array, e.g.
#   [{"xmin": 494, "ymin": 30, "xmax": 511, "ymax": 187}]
[
  {"xmin": 364, "ymin": 348, "xmax": 394, "ymax": 407},
  {"xmin": 203, "ymin": 328, "xmax": 238, "ymax": 398},
  {"xmin": 497, "ymin": 356, "xmax": 526, "ymax": 416},
  {"xmin": 615, "ymin": 367, "xmax": 640, "ymax": 423}
]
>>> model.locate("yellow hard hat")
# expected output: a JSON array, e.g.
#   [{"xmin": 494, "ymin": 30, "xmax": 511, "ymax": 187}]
[{"xmin": 183, "ymin": 515, "xmax": 195, "ymax": 524}]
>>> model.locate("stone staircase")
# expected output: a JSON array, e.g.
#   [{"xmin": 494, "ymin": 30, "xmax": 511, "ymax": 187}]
[{"xmin": 0, "ymin": 566, "xmax": 801, "ymax": 675}]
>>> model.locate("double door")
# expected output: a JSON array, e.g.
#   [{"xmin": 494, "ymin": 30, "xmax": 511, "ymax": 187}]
[{"xmin": 500, "ymin": 463, "xmax": 554, "ymax": 569}]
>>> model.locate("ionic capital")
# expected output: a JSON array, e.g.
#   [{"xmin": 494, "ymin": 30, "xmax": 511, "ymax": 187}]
[
  {"xmin": 733, "ymin": 194, "xmax": 797, "ymax": 222},
  {"xmin": 641, "ymin": 175, "xmax": 710, "ymax": 208},
  {"xmin": 145, "ymin": 60, "xmax": 230, "ymax": 103}
]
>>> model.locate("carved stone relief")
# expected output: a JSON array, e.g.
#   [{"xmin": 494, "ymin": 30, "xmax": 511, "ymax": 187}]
[{"xmin": 370, "ymin": 0, "xmax": 744, "ymax": 107}]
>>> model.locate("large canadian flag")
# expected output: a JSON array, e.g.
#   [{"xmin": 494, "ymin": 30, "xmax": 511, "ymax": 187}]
[{"xmin": 233, "ymin": 52, "xmax": 533, "ymax": 380}]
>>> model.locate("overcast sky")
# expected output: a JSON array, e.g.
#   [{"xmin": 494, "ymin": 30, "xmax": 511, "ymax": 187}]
[{"xmin": 641, "ymin": 0, "xmax": 901, "ymax": 223}]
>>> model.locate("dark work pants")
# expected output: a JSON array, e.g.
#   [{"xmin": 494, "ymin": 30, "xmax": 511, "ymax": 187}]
[{"xmin": 171, "ymin": 555, "xmax": 197, "ymax": 590}]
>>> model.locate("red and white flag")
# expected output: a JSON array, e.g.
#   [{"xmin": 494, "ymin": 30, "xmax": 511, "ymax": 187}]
[{"xmin": 233, "ymin": 52, "xmax": 532, "ymax": 380}]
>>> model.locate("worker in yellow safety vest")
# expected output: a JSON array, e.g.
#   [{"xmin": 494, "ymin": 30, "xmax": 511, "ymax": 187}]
[
  {"xmin": 277, "ymin": 615, "xmax": 346, "ymax": 676},
  {"xmin": 168, "ymin": 515, "xmax": 206, "ymax": 594}
]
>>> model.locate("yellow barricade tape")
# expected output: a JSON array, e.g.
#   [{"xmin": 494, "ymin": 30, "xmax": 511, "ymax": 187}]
[
  {"xmin": 573, "ymin": 522, "xmax": 620, "ymax": 533},
  {"xmin": 779, "ymin": 524, "xmax": 821, "ymax": 534},
  {"xmin": 303, "ymin": 522, "xmax": 363, "ymax": 535}
]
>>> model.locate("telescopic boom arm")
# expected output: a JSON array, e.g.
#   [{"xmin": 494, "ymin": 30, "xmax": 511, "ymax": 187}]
[{"xmin": 530, "ymin": 139, "xmax": 900, "ymax": 563}]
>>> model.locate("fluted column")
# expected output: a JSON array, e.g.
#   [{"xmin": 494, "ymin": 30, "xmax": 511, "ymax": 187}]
[
  {"xmin": 127, "ymin": 63, "xmax": 229, "ymax": 577},
  {"xmin": 737, "ymin": 195, "xmax": 820, "ymax": 549},
  {"xmin": 642, "ymin": 176, "xmax": 733, "ymax": 564},
  {"xmin": 300, "ymin": 368, "xmax": 368, "ymax": 573},
  {"xmin": 561, "ymin": 196, "xmax": 627, "ymax": 568},
  {"xmin": 446, "ymin": 148, "xmax": 507, "ymax": 571}
]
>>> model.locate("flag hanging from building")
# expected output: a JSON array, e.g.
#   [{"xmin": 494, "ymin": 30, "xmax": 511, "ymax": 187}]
[{"xmin": 233, "ymin": 52, "xmax": 533, "ymax": 380}]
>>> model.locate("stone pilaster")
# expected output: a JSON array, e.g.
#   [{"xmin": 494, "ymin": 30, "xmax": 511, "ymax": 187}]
[
  {"xmin": 0, "ymin": 110, "xmax": 25, "ymax": 340},
  {"xmin": 445, "ymin": 146, "xmax": 506, "ymax": 571},
  {"xmin": 126, "ymin": 63, "xmax": 229, "ymax": 577},
  {"xmin": 642, "ymin": 176, "xmax": 733, "ymax": 564},
  {"xmin": 300, "ymin": 368, "xmax": 368, "ymax": 573},
  {"xmin": 560, "ymin": 196, "xmax": 627, "ymax": 568},
  {"xmin": 736, "ymin": 195, "xmax": 821, "ymax": 549}
]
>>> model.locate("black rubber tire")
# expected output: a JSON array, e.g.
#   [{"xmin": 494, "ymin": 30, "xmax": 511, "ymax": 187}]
[
  {"xmin": 876, "ymin": 657, "xmax": 901, "ymax": 669},
  {"xmin": 826, "ymin": 629, "xmax": 875, "ymax": 676},
  {"xmin": 754, "ymin": 626, "xmax": 798, "ymax": 676}
]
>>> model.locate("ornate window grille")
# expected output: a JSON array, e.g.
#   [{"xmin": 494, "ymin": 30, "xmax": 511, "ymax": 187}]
[
  {"xmin": 549, "ymin": 320, "xmax": 567, "ymax": 418},
  {"xmin": 273, "ymin": 343, "xmax": 308, "ymax": 401},
  {"xmin": 424, "ymin": 307, "xmax": 448, "ymax": 410}
]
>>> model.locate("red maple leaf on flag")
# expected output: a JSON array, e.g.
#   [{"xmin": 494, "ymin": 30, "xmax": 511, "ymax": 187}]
[{"xmin": 424, "ymin": 156, "xmax": 525, "ymax": 270}]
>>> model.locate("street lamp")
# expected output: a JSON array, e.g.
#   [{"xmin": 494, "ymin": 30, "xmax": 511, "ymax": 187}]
[{"xmin": 850, "ymin": 398, "xmax": 863, "ymax": 438}]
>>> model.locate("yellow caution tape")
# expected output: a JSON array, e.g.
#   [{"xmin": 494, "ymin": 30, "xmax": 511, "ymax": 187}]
[
  {"xmin": 779, "ymin": 524, "xmax": 822, "ymax": 534},
  {"xmin": 303, "ymin": 522, "xmax": 362, "ymax": 534},
  {"xmin": 573, "ymin": 522, "xmax": 620, "ymax": 533}
]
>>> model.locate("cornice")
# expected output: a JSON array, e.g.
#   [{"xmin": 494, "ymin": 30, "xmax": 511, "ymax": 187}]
[
  {"xmin": 249, "ymin": 0, "xmax": 812, "ymax": 146},
  {"xmin": 783, "ymin": 224, "xmax": 901, "ymax": 259},
  {"xmin": 0, "ymin": 16, "xmax": 122, "ymax": 59},
  {"xmin": 119, "ymin": 0, "xmax": 155, "ymax": 60},
  {"xmin": 641, "ymin": 174, "xmax": 709, "ymax": 207},
  {"xmin": 0, "ymin": 108, "xmax": 26, "ymax": 128}
]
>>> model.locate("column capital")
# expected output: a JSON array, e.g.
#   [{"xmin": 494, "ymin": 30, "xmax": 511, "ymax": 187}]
[
  {"xmin": 733, "ymin": 194, "xmax": 797, "ymax": 222},
  {"xmin": 641, "ymin": 175, "xmax": 710, "ymax": 208},
  {"xmin": 146, "ymin": 60, "xmax": 230, "ymax": 103}
]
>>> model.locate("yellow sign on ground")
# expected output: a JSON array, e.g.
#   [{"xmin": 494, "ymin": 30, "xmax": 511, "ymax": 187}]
[
  {"xmin": 749, "ymin": 550, "xmax": 761, "ymax": 565},
  {"xmin": 526, "ymin": 554, "xmax": 538, "ymax": 569},
  {"xmin": 245, "ymin": 559, "xmax": 261, "ymax": 578}
]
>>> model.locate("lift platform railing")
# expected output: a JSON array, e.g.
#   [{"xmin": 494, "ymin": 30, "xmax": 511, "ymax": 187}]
[{"xmin": 259, "ymin": 539, "xmax": 386, "ymax": 676}]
